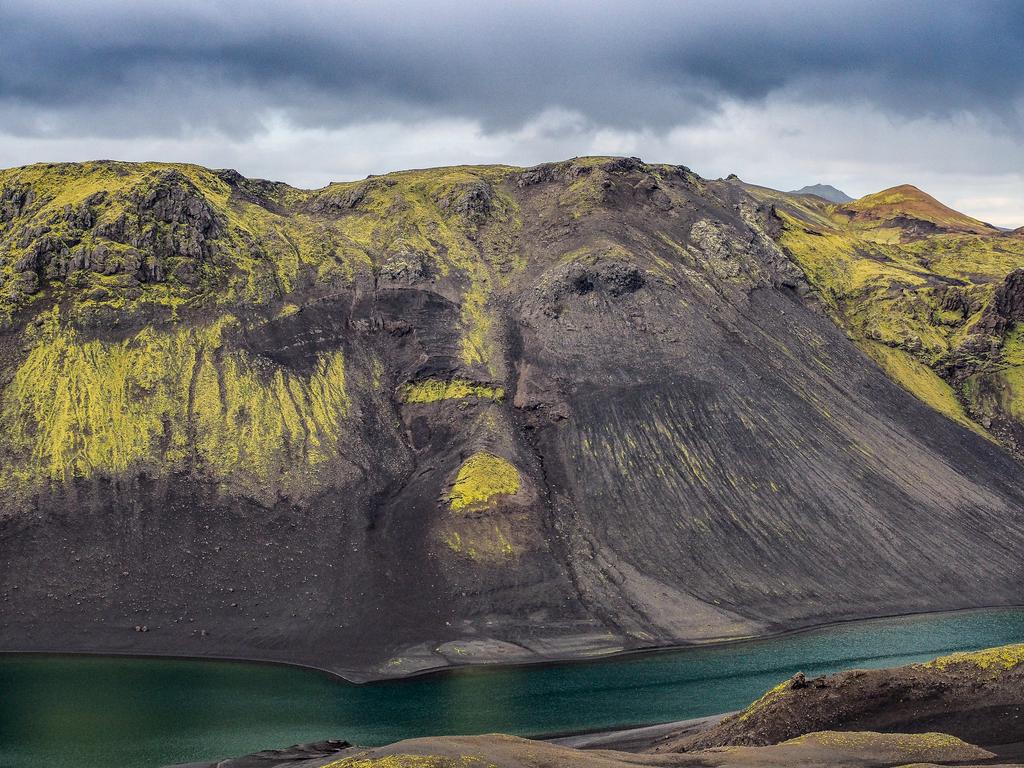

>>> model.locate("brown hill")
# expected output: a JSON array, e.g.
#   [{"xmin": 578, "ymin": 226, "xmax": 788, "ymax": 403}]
[{"xmin": 835, "ymin": 184, "xmax": 996, "ymax": 237}]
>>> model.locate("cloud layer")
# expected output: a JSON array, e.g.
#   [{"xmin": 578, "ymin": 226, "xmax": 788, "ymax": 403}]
[{"xmin": 2, "ymin": 0, "xmax": 1023, "ymax": 224}]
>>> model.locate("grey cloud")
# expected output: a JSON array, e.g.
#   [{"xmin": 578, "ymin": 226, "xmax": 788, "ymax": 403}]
[{"xmin": 3, "ymin": 0, "xmax": 1024, "ymax": 140}]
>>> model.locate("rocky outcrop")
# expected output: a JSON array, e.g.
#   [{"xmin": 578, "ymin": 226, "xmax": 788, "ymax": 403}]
[
  {"xmin": 1, "ymin": 167, "xmax": 223, "ymax": 305},
  {"xmin": 973, "ymin": 268, "xmax": 1024, "ymax": 336}
]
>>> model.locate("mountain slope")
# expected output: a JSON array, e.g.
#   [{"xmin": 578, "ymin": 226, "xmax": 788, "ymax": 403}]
[
  {"xmin": 742, "ymin": 180, "xmax": 1024, "ymax": 455},
  {"xmin": 1, "ymin": 158, "xmax": 1023, "ymax": 679}
]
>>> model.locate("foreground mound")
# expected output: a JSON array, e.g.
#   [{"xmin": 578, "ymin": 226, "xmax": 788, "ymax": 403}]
[
  {"xmin": 659, "ymin": 643, "xmax": 1024, "ymax": 751},
  {"xmin": 172, "ymin": 731, "xmax": 999, "ymax": 768},
  {"xmin": 2, "ymin": 158, "xmax": 1024, "ymax": 678}
]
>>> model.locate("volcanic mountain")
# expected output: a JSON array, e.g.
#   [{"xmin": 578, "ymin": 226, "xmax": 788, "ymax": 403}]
[{"xmin": 1, "ymin": 157, "xmax": 1023, "ymax": 679}]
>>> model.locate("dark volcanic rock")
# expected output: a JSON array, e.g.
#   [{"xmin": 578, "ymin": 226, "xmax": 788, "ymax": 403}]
[
  {"xmin": 974, "ymin": 268, "xmax": 1024, "ymax": 335},
  {"xmin": 1, "ymin": 158, "xmax": 1024, "ymax": 681}
]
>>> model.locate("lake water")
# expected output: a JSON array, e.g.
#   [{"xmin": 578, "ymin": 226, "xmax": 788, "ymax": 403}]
[{"xmin": 2, "ymin": 608, "xmax": 1023, "ymax": 768}]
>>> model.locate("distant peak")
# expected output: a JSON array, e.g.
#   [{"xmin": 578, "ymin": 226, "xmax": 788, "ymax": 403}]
[{"xmin": 788, "ymin": 184, "xmax": 853, "ymax": 204}]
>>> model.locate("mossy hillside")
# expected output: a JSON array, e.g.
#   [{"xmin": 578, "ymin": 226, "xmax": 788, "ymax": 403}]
[
  {"xmin": 308, "ymin": 165, "xmax": 525, "ymax": 374},
  {"xmin": 837, "ymin": 184, "xmax": 995, "ymax": 234},
  {"xmin": 0, "ymin": 160, "xmax": 539, "ymax": 502},
  {"xmin": 0, "ymin": 161, "xmax": 530, "ymax": 377},
  {"xmin": 763, "ymin": 192, "xmax": 1024, "ymax": 445},
  {"xmin": 0, "ymin": 313, "xmax": 351, "ymax": 502},
  {"xmin": 688, "ymin": 641, "xmax": 1024, "ymax": 751},
  {"xmin": 0, "ymin": 161, "xmax": 366, "ymax": 326}
]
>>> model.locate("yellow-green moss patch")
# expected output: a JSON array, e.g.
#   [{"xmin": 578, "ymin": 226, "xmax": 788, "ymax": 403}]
[
  {"xmin": 398, "ymin": 378, "xmax": 504, "ymax": 404},
  {"xmin": 784, "ymin": 731, "xmax": 967, "ymax": 749},
  {"xmin": 860, "ymin": 341, "xmax": 983, "ymax": 434},
  {"xmin": 448, "ymin": 452, "xmax": 520, "ymax": 511},
  {"xmin": 922, "ymin": 643, "xmax": 1024, "ymax": 673},
  {"xmin": 737, "ymin": 678, "xmax": 791, "ymax": 721},
  {"xmin": 0, "ymin": 317, "xmax": 349, "ymax": 501}
]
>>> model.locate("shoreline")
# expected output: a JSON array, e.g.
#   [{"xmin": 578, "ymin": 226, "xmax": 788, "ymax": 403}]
[
  {"xmin": 543, "ymin": 713, "xmax": 732, "ymax": 750},
  {"xmin": 2, "ymin": 603, "xmax": 1022, "ymax": 689}
]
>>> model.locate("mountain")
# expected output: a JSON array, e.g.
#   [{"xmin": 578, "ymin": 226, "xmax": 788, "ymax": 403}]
[
  {"xmin": 788, "ymin": 183, "xmax": 853, "ymax": 203},
  {"xmin": 1, "ymin": 157, "xmax": 1024, "ymax": 680}
]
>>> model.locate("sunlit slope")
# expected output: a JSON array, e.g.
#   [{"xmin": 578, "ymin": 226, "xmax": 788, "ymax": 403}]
[
  {"xmin": 0, "ymin": 160, "xmax": 523, "ymax": 499},
  {"xmin": 743, "ymin": 179, "xmax": 1024, "ymax": 452},
  {"xmin": 2, "ymin": 158, "xmax": 1023, "ymax": 680}
]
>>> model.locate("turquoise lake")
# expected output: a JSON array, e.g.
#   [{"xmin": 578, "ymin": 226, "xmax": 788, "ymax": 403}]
[{"xmin": 2, "ymin": 608, "xmax": 1023, "ymax": 768}]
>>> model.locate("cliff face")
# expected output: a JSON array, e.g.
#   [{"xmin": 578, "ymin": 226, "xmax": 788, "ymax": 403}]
[{"xmin": 1, "ymin": 157, "xmax": 1023, "ymax": 679}]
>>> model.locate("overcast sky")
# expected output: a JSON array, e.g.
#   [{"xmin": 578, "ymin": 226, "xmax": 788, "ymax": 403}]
[{"xmin": 2, "ymin": 0, "xmax": 1023, "ymax": 226}]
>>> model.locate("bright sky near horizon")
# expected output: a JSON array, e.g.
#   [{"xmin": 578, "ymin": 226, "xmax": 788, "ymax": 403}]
[{"xmin": 2, "ymin": 0, "xmax": 1023, "ymax": 227}]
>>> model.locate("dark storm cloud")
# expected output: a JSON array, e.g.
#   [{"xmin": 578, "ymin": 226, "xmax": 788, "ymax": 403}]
[{"xmin": 2, "ymin": 0, "xmax": 1023, "ymax": 139}]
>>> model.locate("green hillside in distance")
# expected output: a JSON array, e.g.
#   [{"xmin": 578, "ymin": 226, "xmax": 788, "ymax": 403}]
[{"xmin": 740, "ymin": 177, "xmax": 1024, "ymax": 453}]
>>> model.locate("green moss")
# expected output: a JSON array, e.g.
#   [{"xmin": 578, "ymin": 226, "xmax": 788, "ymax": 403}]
[
  {"xmin": 398, "ymin": 378, "xmax": 504, "ymax": 404},
  {"xmin": 448, "ymin": 452, "xmax": 520, "ymax": 512},
  {"xmin": 860, "ymin": 341, "xmax": 983, "ymax": 434},
  {"xmin": 738, "ymin": 678, "xmax": 791, "ymax": 721},
  {"xmin": 922, "ymin": 643, "xmax": 1024, "ymax": 673},
  {"xmin": 0, "ymin": 316, "xmax": 350, "ymax": 502},
  {"xmin": 1001, "ymin": 323, "xmax": 1024, "ymax": 366}
]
